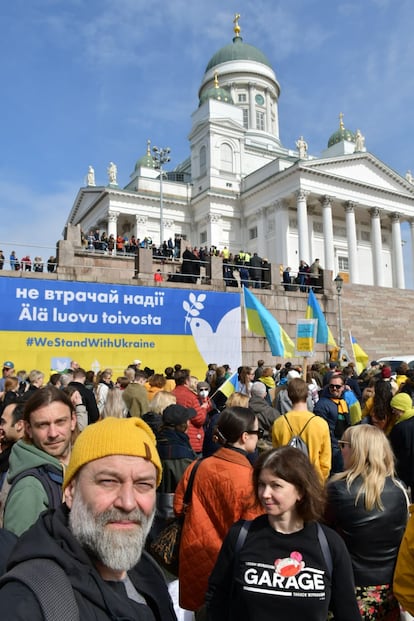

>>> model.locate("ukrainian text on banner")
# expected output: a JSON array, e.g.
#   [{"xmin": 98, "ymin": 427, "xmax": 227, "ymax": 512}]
[{"xmin": 0, "ymin": 278, "xmax": 242, "ymax": 377}]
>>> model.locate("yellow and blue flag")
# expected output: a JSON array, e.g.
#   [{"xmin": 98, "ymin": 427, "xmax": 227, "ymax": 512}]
[
  {"xmin": 216, "ymin": 371, "xmax": 238, "ymax": 398},
  {"xmin": 306, "ymin": 289, "xmax": 337, "ymax": 347},
  {"xmin": 349, "ymin": 333, "xmax": 369, "ymax": 375},
  {"xmin": 243, "ymin": 287, "xmax": 294, "ymax": 358}
]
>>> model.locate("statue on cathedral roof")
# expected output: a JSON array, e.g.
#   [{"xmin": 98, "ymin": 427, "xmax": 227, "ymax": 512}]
[
  {"xmin": 354, "ymin": 129, "xmax": 365, "ymax": 152},
  {"xmin": 87, "ymin": 165, "xmax": 95, "ymax": 187},
  {"xmin": 107, "ymin": 162, "xmax": 118, "ymax": 185},
  {"xmin": 296, "ymin": 136, "xmax": 308, "ymax": 159}
]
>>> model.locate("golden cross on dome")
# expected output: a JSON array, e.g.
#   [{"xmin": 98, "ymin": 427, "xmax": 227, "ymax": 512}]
[
  {"xmin": 233, "ymin": 13, "xmax": 241, "ymax": 37},
  {"xmin": 339, "ymin": 112, "xmax": 345, "ymax": 130}
]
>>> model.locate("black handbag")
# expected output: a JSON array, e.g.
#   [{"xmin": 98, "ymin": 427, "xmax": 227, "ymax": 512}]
[{"xmin": 149, "ymin": 458, "xmax": 202, "ymax": 575}]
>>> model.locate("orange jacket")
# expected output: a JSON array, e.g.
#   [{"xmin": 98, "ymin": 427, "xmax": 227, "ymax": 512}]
[{"xmin": 173, "ymin": 447, "xmax": 262, "ymax": 611}]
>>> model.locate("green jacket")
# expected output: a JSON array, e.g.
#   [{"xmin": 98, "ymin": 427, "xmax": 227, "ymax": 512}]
[{"xmin": 4, "ymin": 440, "xmax": 63, "ymax": 536}]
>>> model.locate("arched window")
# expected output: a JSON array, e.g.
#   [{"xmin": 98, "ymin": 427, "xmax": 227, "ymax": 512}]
[
  {"xmin": 220, "ymin": 143, "xmax": 233, "ymax": 173},
  {"xmin": 200, "ymin": 146, "xmax": 206, "ymax": 176}
]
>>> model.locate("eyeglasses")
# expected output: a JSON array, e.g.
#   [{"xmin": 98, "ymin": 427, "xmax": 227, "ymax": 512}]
[
  {"xmin": 246, "ymin": 428, "xmax": 264, "ymax": 439},
  {"xmin": 329, "ymin": 384, "xmax": 343, "ymax": 390},
  {"xmin": 338, "ymin": 440, "xmax": 350, "ymax": 449}
]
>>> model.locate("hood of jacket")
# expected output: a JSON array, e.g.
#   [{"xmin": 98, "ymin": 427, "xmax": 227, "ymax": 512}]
[{"xmin": 7, "ymin": 440, "xmax": 63, "ymax": 483}]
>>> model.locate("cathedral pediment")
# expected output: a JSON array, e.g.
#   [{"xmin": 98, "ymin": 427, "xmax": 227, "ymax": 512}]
[{"xmin": 302, "ymin": 153, "xmax": 414, "ymax": 195}]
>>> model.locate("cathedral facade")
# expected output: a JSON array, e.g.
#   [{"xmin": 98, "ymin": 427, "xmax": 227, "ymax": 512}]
[{"xmin": 67, "ymin": 17, "xmax": 414, "ymax": 289}]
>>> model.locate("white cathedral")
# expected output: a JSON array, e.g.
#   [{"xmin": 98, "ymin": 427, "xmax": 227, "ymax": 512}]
[{"xmin": 67, "ymin": 16, "xmax": 414, "ymax": 289}]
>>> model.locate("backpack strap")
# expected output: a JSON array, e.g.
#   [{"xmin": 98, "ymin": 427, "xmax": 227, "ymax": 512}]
[
  {"xmin": 183, "ymin": 458, "xmax": 203, "ymax": 506},
  {"xmin": 5, "ymin": 466, "xmax": 63, "ymax": 515},
  {"xmin": 316, "ymin": 523, "xmax": 333, "ymax": 580},
  {"xmin": 298, "ymin": 415, "xmax": 315, "ymax": 437},
  {"xmin": 0, "ymin": 558, "xmax": 79, "ymax": 621},
  {"xmin": 233, "ymin": 520, "xmax": 252, "ymax": 584},
  {"xmin": 284, "ymin": 414, "xmax": 315, "ymax": 438}
]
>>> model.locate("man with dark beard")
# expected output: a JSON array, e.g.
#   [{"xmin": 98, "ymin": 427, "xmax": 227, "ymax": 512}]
[{"xmin": 0, "ymin": 417, "xmax": 177, "ymax": 621}]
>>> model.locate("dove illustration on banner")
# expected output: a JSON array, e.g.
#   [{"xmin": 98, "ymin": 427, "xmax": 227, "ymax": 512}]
[{"xmin": 183, "ymin": 293, "xmax": 241, "ymax": 371}]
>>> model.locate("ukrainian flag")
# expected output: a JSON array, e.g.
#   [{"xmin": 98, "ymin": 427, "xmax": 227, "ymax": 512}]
[
  {"xmin": 243, "ymin": 287, "xmax": 294, "ymax": 358},
  {"xmin": 306, "ymin": 289, "xmax": 337, "ymax": 347},
  {"xmin": 216, "ymin": 371, "xmax": 238, "ymax": 398},
  {"xmin": 350, "ymin": 333, "xmax": 369, "ymax": 375}
]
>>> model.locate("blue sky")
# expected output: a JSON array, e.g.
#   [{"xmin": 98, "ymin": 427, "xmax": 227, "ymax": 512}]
[{"xmin": 1, "ymin": 0, "xmax": 414, "ymax": 284}]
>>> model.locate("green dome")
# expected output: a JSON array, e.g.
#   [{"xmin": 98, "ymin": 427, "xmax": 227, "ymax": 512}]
[
  {"xmin": 328, "ymin": 116, "xmax": 355, "ymax": 147},
  {"xmin": 135, "ymin": 141, "xmax": 155, "ymax": 170},
  {"xmin": 205, "ymin": 36, "xmax": 272, "ymax": 71},
  {"xmin": 199, "ymin": 84, "xmax": 233, "ymax": 106}
]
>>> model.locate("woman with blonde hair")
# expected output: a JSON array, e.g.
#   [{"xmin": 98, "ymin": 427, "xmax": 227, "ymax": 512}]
[
  {"xmin": 326, "ymin": 424, "xmax": 409, "ymax": 620},
  {"xmin": 142, "ymin": 390, "xmax": 176, "ymax": 434},
  {"xmin": 101, "ymin": 385, "xmax": 128, "ymax": 419},
  {"xmin": 226, "ymin": 391, "xmax": 250, "ymax": 408}
]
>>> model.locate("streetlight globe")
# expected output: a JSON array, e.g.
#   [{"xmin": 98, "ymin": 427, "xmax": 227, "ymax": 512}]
[{"xmin": 334, "ymin": 274, "xmax": 343, "ymax": 294}]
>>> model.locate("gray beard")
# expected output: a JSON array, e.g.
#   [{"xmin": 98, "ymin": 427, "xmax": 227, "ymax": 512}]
[{"xmin": 69, "ymin": 493, "xmax": 154, "ymax": 572}]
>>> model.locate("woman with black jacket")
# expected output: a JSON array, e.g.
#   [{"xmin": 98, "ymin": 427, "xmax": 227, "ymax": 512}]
[{"xmin": 326, "ymin": 424, "xmax": 409, "ymax": 620}]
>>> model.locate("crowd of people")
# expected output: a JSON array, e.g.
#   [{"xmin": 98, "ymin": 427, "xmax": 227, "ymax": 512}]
[
  {"xmin": 0, "ymin": 355, "xmax": 414, "ymax": 620},
  {"xmin": 0, "ymin": 252, "xmax": 57, "ymax": 273},
  {"xmin": 283, "ymin": 258, "xmax": 324, "ymax": 292}
]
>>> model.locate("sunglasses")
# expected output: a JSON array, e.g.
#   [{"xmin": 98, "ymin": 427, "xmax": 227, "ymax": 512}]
[
  {"xmin": 338, "ymin": 440, "xmax": 350, "ymax": 448},
  {"xmin": 329, "ymin": 384, "xmax": 343, "ymax": 390},
  {"xmin": 246, "ymin": 428, "xmax": 265, "ymax": 439}
]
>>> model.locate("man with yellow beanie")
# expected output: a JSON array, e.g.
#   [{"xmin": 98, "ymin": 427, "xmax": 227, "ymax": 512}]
[
  {"xmin": 0, "ymin": 417, "xmax": 177, "ymax": 621},
  {"xmin": 389, "ymin": 391, "xmax": 414, "ymax": 494}
]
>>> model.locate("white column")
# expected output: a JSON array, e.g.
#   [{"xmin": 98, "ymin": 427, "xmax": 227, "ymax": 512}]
[
  {"xmin": 370, "ymin": 208, "xmax": 384, "ymax": 286},
  {"xmin": 296, "ymin": 190, "xmax": 310, "ymax": 265},
  {"xmin": 208, "ymin": 214, "xmax": 222, "ymax": 247},
  {"xmin": 265, "ymin": 88, "xmax": 272, "ymax": 134},
  {"xmin": 345, "ymin": 202, "xmax": 359, "ymax": 283},
  {"xmin": 391, "ymin": 212, "xmax": 405, "ymax": 289},
  {"xmin": 107, "ymin": 212, "xmax": 118, "ymax": 239},
  {"xmin": 256, "ymin": 208, "xmax": 266, "ymax": 257},
  {"xmin": 321, "ymin": 195, "xmax": 335, "ymax": 272},
  {"xmin": 248, "ymin": 82, "xmax": 256, "ymax": 129},
  {"xmin": 274, "ymin": 200, "xmax": 289, "ymax": 267}
]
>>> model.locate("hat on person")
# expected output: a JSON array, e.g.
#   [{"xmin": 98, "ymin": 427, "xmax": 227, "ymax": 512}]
[
  {"xmin": 381, "ymin": 367, "xmax": 392, "ymax": 379},
  {"xmin": 197, "ymin": 381, "xmax": 210, "ymax": 391},
  {"xmin": 63, "ymin": 417, "xmax": 162, "ymax": 489},
  {"xmin": 162, "ymin": 404, "xmax": 197, "ymax": 426},
  {"xmin": 390, "ymin": 393, "xmax": 413, "ymax": 413},
  {"xmin": 329, "ymin": 362, "xmax": 338, "ymax": 369},
  {"xmin": 3, "ymin": 361, "xmax": 14, "ymax": 369},
  {"xmin": 287, "ymin": 370, "xmax": 301, "ymax": 381},
  {"xmin": 370, "ymin": 360, "xmax": 379, "ymax": 367},
  {"xmin": 133, "ymin": 359, "xmax": 142, "ymax": 365}
]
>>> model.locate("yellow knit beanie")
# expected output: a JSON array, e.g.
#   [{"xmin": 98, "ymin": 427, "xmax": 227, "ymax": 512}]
[
  {"xmin": 390, "ymin": 393, "xmax": 412, "ymax": 413},
  {"xmin": 63, "ymin": 417, "xmax": 162, "ymax": 489}
]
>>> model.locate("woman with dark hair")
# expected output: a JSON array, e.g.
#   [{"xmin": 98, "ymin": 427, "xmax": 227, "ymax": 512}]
[
  {"xmin": 237, "ymin": 366, "xmax": 255, "ymax": 396},
  {"xmin": 363, "ymin": 379, "xmax": 396, "ymax": 434},
  {"xmin": 326, "ymin": 425, "xmax": 408, "ymax": 620},
  {"xmin": 173, "ymin": 406, "xmax": 263, "ymax": 616},
  {"xmin": 206, "ymin": 446, "xmax": 360, "ymax": 621}
]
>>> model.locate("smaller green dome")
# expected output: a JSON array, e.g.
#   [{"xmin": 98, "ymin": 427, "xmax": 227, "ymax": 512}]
[
  {"xmin": 200, "ymin": 72, "xmax": 234, "ymax": 106},
  {"xmin": 135, "ymin": 140, "xmax": 155, "ymax": 170},
  {"xmin": 328, "ymin": 113, "xmax": 355, "ymax": 147}
]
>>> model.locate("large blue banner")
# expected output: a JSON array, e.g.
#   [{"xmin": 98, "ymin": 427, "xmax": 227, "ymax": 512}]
[{"xmin": 0, "ymin": 278, "xmax": 242, "ymax": 378}]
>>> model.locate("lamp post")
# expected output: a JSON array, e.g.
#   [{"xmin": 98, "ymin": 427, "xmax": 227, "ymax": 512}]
[
  {"xmin": 334, "ymin": 273, "xmax": 345, "ymax": 365},
  {"xmin": 152, "ymin": 146, "xmax": 171, "ymax": 247}
]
